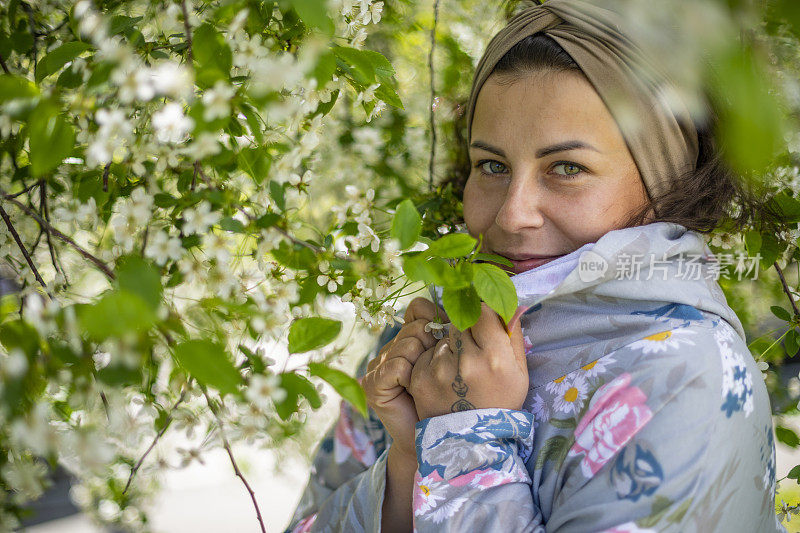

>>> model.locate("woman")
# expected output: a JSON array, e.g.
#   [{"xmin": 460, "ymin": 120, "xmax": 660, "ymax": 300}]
[{"xmin": 284, "ymin": 1, "xmax": 786, "ymax": 531}]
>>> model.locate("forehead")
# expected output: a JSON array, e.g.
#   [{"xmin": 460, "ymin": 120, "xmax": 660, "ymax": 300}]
[{"xmin": 471, "ymin": 71, "xmax": 626, "ymax": 148}]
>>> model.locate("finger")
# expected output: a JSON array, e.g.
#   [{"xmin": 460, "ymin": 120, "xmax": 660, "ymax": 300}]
[
  {"xmin": 469, "ymin": 302, "xmax": 508, "ymax": 350},
  {"xmin": 448, "ymin": 324, "xmax": 478, "ymax": 356},
  {"xmin": 375, "ymin": 356, "xmax": 413, "ymax": 391},
  {"xmin": 391, "ymin": 318, "xmax": 440, "ymax": 352},
  {"xmin": 385, "ymin": 335, "xmax": 427, "ymax": 366},
  {"xmin": 431, "ymin": 337, "xmax": 452, "ymax": 361},
  {"xmin": 410, "ymin": 344, "xmax": 436, "ymax": 391},
  {"xmin": 404, "ymin": 296, "xmax": 449, "ymax": 324}
]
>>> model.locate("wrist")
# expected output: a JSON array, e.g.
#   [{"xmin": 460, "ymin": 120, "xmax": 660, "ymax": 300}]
[{"xmin": 388, "ymin": 442, "xmax": 418, "ymax": 470}]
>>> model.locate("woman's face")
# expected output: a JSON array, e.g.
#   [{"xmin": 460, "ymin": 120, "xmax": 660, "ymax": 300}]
[{"xmin": 463, "ymin": 70, "xmax": 653, "ymax": 274}]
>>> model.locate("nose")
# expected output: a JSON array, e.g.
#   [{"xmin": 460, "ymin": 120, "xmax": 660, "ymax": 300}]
[{"xmin": 494, "ymin": 172, "xmax": 545, "ymax": 233}]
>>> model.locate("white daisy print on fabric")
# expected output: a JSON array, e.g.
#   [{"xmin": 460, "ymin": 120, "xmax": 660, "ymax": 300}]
[
  {"xmin": 716, "ymin": 325, "xmax": 754, "ymax": 418},
  {"xmin": 413, "ymin": 471, "xmax": 447, "ymax": 515},
  {"xmin": 580, "ymin": 353, "xmax": 616, "ymax": 379},
  {"xmin": 552, "ymin": 372, "xmax": 589, "ymax": 415},
  {"xmin": 546, "ymin": 374, "xmax": 570, "ymax": 396},
  {"xmin": 627, "ymin": 327, "xmax": 697, "ymax": 355}
]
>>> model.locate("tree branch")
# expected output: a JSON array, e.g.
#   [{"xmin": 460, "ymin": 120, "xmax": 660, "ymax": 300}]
[
  {"xmin": 775, "ymin": 261, "xmax": 800, "ymax": 319},
  {"xmin": 427, "ymin": 0, "xmax": 441, "ymax": 192},
  {"xmin": 202, "ymin": 388, "xmax": 266, "ymax": 533},
  {"xmin": 0, "ymin": 54, "xmax": 9, "ymax": 74},
  {"xmin": 1, "ymin": 189, "xmax": 116, "ymax": 280},
  {"xmin": 0, "ymin": 204, "xmax": 49, "ymax": 293},
  {"xmin": 123, "ymin": 390, "xmax": 188, "ymax": 495},
  {"xmin": 180, "ymin": 0, "xmax": 194, "ymax": 63}
]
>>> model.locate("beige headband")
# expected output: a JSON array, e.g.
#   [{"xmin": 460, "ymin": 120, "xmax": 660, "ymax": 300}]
[{"xmin": 466, "ymin": 0, "xmax": 700, "ymax": 203}]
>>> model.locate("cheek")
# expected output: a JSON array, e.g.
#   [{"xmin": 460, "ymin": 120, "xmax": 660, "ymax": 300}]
[{"xmin": 463, "ymin": 177, "xmax": 496, "ymax": 234}]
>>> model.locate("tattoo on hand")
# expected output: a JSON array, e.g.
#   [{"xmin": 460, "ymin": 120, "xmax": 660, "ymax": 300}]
[{"xmin": 450, "ymin": 332, "xmax": 475, "ymax": 412}]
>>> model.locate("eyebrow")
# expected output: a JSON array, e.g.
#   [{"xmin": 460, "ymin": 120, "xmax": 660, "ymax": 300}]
[{"xmin": 470, "ymin": 140, "xmax": 601, "ymax": 158}]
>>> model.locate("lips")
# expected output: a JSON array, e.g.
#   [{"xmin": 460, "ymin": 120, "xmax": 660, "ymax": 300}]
[
  {"xmin": 483, "ymin": 251, "xmax": 566, "ymax": 275},
  {"xmin": 506, "ymin": 256, "xmax": 564, "ymax": 274}
]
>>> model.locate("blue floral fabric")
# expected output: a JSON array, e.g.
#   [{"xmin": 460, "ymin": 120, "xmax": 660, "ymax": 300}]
[{"xmin": 283, "ymin": 222, "xmax": 785, "ymax": 533}]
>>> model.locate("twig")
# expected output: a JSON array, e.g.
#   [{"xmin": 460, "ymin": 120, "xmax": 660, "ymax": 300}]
[
  {"xmin": 1, "ymin": 189, "xmax": 116, "ymax": 280},
  {"xmin": 427, "ymin": 0, "xmax": 441, "ymax": 192},
  {"xmin": 102, "ymin": 163, "xmax": 111, "ymax": 192},
  {"xmin": 123, "ymin": 390, "xmax": 188, "ymax": 495},
  {"xmin": 0, "ymin": 54, "xmax": 9, "ymax": 74},
  {"xmin": 0, "ymin": 204, "xmax": 50, "ymax": 293},
  {"xmin": 5, "ymin": 180, "xmax": 43, "ymax": 200},
  {"xmin": 775, "ymin": 261, "xmax": 800, "ymax": 320},
  {"xmin": 40, "ymin": 182, "xmax": 68, "ymax": 286},
  {"xmin": 201, "ymin": 388, "xmax": 266, "ymax": 533},
  {"xmin": 180, "ymin": 0, "xmax": 194, "ymax": 63},
  {"xmin": 236, "ymin": 205, "xmax": 331, "ymax": 256}
]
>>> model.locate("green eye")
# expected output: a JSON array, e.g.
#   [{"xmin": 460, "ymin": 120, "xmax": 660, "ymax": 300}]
[
  {"xmin": 552, "ymin": 162, "xmax": 584, "ymax": 178},
  {"xmin": 476, "ymin": 160, "xmax": 507, "ymax": 175}
]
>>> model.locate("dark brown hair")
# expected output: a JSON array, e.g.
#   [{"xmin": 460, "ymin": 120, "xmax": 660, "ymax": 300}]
[{"xmin": 439, "ymin": 33, "xmax": 786, "ymax": 236}]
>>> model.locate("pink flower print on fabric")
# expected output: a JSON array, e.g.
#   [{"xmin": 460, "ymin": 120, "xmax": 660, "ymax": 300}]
[
  {"xmin": 523, "ymin": 334, "xmax": 534, "ymax": 355},
  {"xmin": 291, "ymin": 513, "xmax": 317, "ymax": 532},
  {"xmin": 446, "ymin": 465, "xmax": 524, "ymax": 489},
  {"xmin": 333, "ymin": 401, "xmax": 376, "ymax": 467},
  {"xmin": 568, "ymin": 372, "xmax": 653, "ymax": 478}
]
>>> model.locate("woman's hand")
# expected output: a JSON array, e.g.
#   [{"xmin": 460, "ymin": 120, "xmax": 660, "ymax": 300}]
[
  {"xmin": 360, "ymin": 297, "xmax": 449, "ymax": 458},
  {"xmin": 408, "ymin": 302, "xmax": 528, "ymax": 421}
]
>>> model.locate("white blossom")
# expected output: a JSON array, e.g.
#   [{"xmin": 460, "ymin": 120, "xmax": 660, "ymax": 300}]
[
  {"xmin": 152, "ymin": 103, "xmax": 194, "ymax": 144},
  {"xmin": 202, "ymin": 81, "xmax": 236, "ymax": 121},
  {"xmin": 145, "ymin": 230, "xmax": 183, "ymax": 266},
  {"xmin": 182, "ymin": 201, "xmax": 220, "ymax": 235}
]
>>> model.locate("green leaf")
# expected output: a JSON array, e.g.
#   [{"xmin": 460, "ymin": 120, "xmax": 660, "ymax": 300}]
[
  {"xmin": 35, "ymin": 41, "xmax": 93, "ymax": 83},
  {"xmin": 192, "ymin": 23, "xmax": 232, "ymax": 86},
  {"xmin": 312, "ymin": 50, "xmax": 337, "ymax": 88},
  {"xmin": 255, "ymin": 212, "xmax": 281, "ymax": 229},
  {"xmin": 403, "ymin": 255, "xmax": 469, "ymax": 288},
  {"xmin": 361, "ymin": 50, "xmax": 396, "ymax": 82},
  {"xmin": 332, "ymin": 46, "xmax": 375, "ymax": 85},
  {"xmin": 238, "ymin": 147, "xmax": 271, "ymax": 183},
  {"xmin": 288, "ymin": 317, "xmax": 342, "ymax": 353},
  {"xmin": 709, "ymin": 43, "xmax": 787, "ymax": 176},
  {"xmin": 442, "ymin": 286, "xmax": 482, "ymax": 331},
  {"xmin": 776, "ymin": 425, "xmax": 800, "ymax": 448},
  {"xmin": 274, "ymin": 372, "xmax": 321, "ymax": 419},
  {"xmin": 744, "ymin": 229, "xmax": 761, "ymax": 254},
  {"xmin": 473, "ymin": 262, "xmax": 518, "ymax": 325},
  {"xmin": 786, "ymin": 329, "xmax": 799, "ymax": 358},
  {"xmin": 771, "ymin": 305, "xmax": 792, "ymax": 322},
  {"xmin": 375, "ymin": 83, "xmax": 403, "ymax": 109},
  {"xmin": 116, "ymin": 255, "xmax": 162, "ymax": 311},
  {"xmin": 29, "ymin": 102, "xmax": 75, "ymax": 177},
  {"xmin": 473, "ymin": 252, "xmax": 513, "ymax": 268},
  {"xmin": 173, "ymin": 339, "xmax": 242, "ymax": 396},
  {"xmin": 787, "ymin": 464, "xmax": 800, "ymax": 480},
  {"xmin": 272, "ymin": 241, "xmax": 316, "ymax": 270},
  {"xmin": 291, "ymin": 0, "xmax": 335, "ymax": 35},
  {"xmin": 391, "ymin": 199, "xmax": 421, "ymax": 250},
  {"xmin": 308, "ymin": 362, "xmax": 367, "ymax": 418},
  {"xmin": 219, "ymin": 217, "xmax": 246, "ymax": 233},
  {"xmin": 426, "ymin": 233, "xmax": 477, "ymax": 258},
  {"xmin": 77, "ymin": 290, "xmax": 156, "ymax": 341},
  {"xmin": 0, "ymin": 75, "xmax": 38, "ymax": 104}
]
